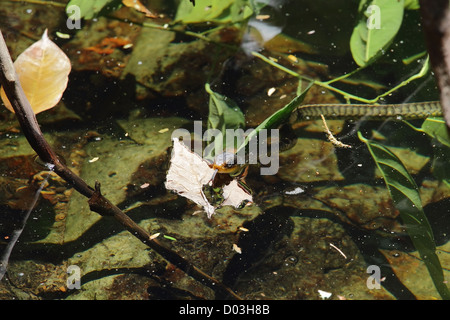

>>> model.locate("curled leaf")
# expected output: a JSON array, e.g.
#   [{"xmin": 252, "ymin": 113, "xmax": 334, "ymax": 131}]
[
  {"xmin": 165, "ymin": 138, "xmax": 252, "ymax": 218},
  {"xmin": 1, "ymin": 30, "xmax": 71, "ymax": 114}
]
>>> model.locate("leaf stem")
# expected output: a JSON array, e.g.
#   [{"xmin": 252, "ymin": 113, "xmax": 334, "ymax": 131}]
[{"xmin": 252, "ymin": 51, "xmax": 430, "ymax": 104}]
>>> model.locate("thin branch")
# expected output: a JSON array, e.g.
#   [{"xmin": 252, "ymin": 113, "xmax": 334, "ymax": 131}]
[
  {"xmin": 251, "ymin": 51, "xmax": 431, "ymax": 105},
  {"xmin": 0, "ymin": 175, "xmax": 48, "ymax": 280},
  {"xmin": 320, "ymin": 114, "xmax": 351, "ymax": 149},
  {"xmin": 0, "ymin": 30, "xmax": 240, "ymax": 300}
]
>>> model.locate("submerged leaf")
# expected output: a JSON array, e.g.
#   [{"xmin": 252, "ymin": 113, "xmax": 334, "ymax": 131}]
[{"xmin": 0, "ymin": 30, "xmax": 71, "ymax": 114}]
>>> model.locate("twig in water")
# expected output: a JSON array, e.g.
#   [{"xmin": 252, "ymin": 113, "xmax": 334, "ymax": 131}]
[
  {"xmin": 0, "ymin": 176, "xmax": 48, "ymax": 280},
  {"xmin": 0, "ymin": 29, "xmax": 241, "ymax": 300},
  {"xmin": 320, "ymin": 114, "xmax": 351, "ymax": 149}
]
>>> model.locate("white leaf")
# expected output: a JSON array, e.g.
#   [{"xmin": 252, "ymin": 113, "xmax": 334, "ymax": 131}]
[
  {"xmin": 165, "ymin": 138, "xmax": 216, "ymax": 217},
  {"xmin": 165, "ymin": 138, "xmax": 253, "ymax": 218}
]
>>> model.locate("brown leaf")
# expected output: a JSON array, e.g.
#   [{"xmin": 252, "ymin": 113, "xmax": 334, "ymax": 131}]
[{"xmin": 122, "ymin": 0, "xmax": 158, "ymax": 18}]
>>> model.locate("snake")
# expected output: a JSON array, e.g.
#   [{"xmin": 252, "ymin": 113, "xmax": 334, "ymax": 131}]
[
  {"xmin": 210, "ymin": 101, "xmax": 443, "ymax": 184},
  {"xmin": 295, "ymin": 100, "xmax": 442, "ymax": 119}
]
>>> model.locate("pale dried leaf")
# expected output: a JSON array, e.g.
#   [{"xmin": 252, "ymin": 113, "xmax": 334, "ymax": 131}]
[
  {"xmin": 222, "ymin": 180, "xmax": 252, "ymax": 208},
  {"xmin": 1, "ymin": 30, "xmax": 71, "ymax": 114},
  {"xmin": 165, "ymin": 138, "xmax": 215, "ymax": 217},
  {"xmin": 165, "ymin": 138, "xmax": 253, "ymax": 218}
]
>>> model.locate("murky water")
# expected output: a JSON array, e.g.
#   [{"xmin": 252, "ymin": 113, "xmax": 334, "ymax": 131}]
[{"xmin": 0, "ymin": 0, "xmax": 448, "ymax": 301}]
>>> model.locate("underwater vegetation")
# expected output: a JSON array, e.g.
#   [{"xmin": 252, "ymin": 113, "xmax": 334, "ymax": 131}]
[{"xmin": 0, "ymin": 0, "xmax": 449, "ymax": 301}]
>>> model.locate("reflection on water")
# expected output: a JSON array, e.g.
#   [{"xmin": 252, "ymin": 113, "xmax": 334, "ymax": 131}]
[{"xmin": 0, "ymin": 0, "xmax": 448, "ymax": 300}]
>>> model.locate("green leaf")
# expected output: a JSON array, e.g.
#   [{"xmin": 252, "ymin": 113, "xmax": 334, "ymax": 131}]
[
  {"xmin": 204, "ymin": 83, "xmax": 245, "ymax": 159},
  {"xmin": 431, "ymin": 144, "xmax": 450, "ymax": 188},
  {"xmin": 358, "ymin": 132, "xmax": 450, "ymax": 300},
  {"xmin": 236, "ymin": 81, "xmax": 313, "ymax": 154},
  {"xmin": 66, "ymin": 0, "xmax": 122, "ymax": 20},
  {"xmin": 206, "ymin": 84, "xmax": 245, "ymax": 132},
  {"xmin": 175, "ymin": 0, "xmax": 253, "ymax": 24},
  {"xmin": 420, "ymin": 117, "xmax": 450, "ymax": 148},
  {"xmin": 405, "ymin": 116, "xmax": 450, "ymax": 186},
  {"xmin": 350, "ymin": 0, "xmax": 405, "ymax": 67}
]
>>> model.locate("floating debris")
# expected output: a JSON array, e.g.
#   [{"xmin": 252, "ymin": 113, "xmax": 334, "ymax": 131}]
[
  {"xmin": 140, "ymin": 183, "xmax": 150, "ymax": 189},
  {"xmin": 318, "ymin": 289, "xmax": 332, "ymax": 300},
  {"xmin": 285, "ymin": 187, "xmax": 304, "ymax": 195},
  {"xmin": 149, "ymin": 233, "xmax": 160, "ymax": 240},
  {"xmin": 256, "ymin": 14, "xmax": 270, "ymax": 20},
  {"xmin": 329, "ymin": 243, "xmax": 347, "ymax": 259},
  {"xmin": 56, "ymin": 32, "xmax": 70, "ymax": 39},
  {"xmin": 163, "ymin": 235, "xmax": 177, "ymax": 241}
]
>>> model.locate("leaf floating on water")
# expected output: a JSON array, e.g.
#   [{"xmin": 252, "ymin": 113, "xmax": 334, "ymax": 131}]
[
  {"xmin": 164, "ymin": 138, "xmax": 253, "ymax": 218},
  {"xmin": 165, "ymin": 138, "xmax": 216, "ymax": 217},
  {"xmin": 0, "ymin": 30, "xmax": 71, "ymax": 114},
  {"xmin": 222, "ymin": 180, "xmax": 252, "ymax": 208}
]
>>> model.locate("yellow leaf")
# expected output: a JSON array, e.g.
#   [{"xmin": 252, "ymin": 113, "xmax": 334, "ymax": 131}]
[{"xmin": 1, "ymin": 29, "xmax": 71, "ymax": 114}]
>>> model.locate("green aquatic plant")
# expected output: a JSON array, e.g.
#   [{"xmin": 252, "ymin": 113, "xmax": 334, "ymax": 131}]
[
  {"xmin": 407, "ymin": 117, "xmax": 450, "ymax": 188},
  {"xmin": 350, "ymin": 0, "xmax": 405, "ymax": 67},
  {"xmin": 358, "ymin": 132, "xmax": 450, "ymax": 300},
  {"xmin": 202, "ymin": 0, "xmax": 447, "ymax": 298},
  {"xmin": 252, "ymin": 51, "xmax": 430, "ymax": 105},
  {"xmin": 350, "ymin": 0, "xmax": 421, "ymax": 67},
  {"xmin": 204, "ymin": 83, "xmax": 245, "ymax": 161},
  {"xmin": 236, "ymin": 81, "xmax": 312, "ymax": 155}
]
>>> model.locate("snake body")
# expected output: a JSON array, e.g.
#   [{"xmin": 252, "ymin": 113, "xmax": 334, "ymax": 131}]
[
  {"xmin": 296, "ymin": 101, "xmax": 442, "ymax": 119},
  {"xmin": 213, "ymin": 101, "xmax": 443, "ymax": 175}
]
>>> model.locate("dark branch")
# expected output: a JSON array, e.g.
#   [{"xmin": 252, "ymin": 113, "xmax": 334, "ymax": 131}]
[
  {"xmin": 419, "ymin": 0, "xmax": 450, "ymax": 128},
  {"xmin": 0, "ymin": 30, "xmax": 240, "ymax": 300}
]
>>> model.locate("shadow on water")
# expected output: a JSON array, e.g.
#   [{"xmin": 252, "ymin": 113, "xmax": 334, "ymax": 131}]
[
  {"xmin": 2, "ymin": 186, "xmax": 187, "ymax": 264},
  {"xmin": 219, "ymin": 207, "xmax": 294, "ymax": 299},
  {"xmin": 219, "ymin": 196, "xmax": 450, "ymax": 300}
]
